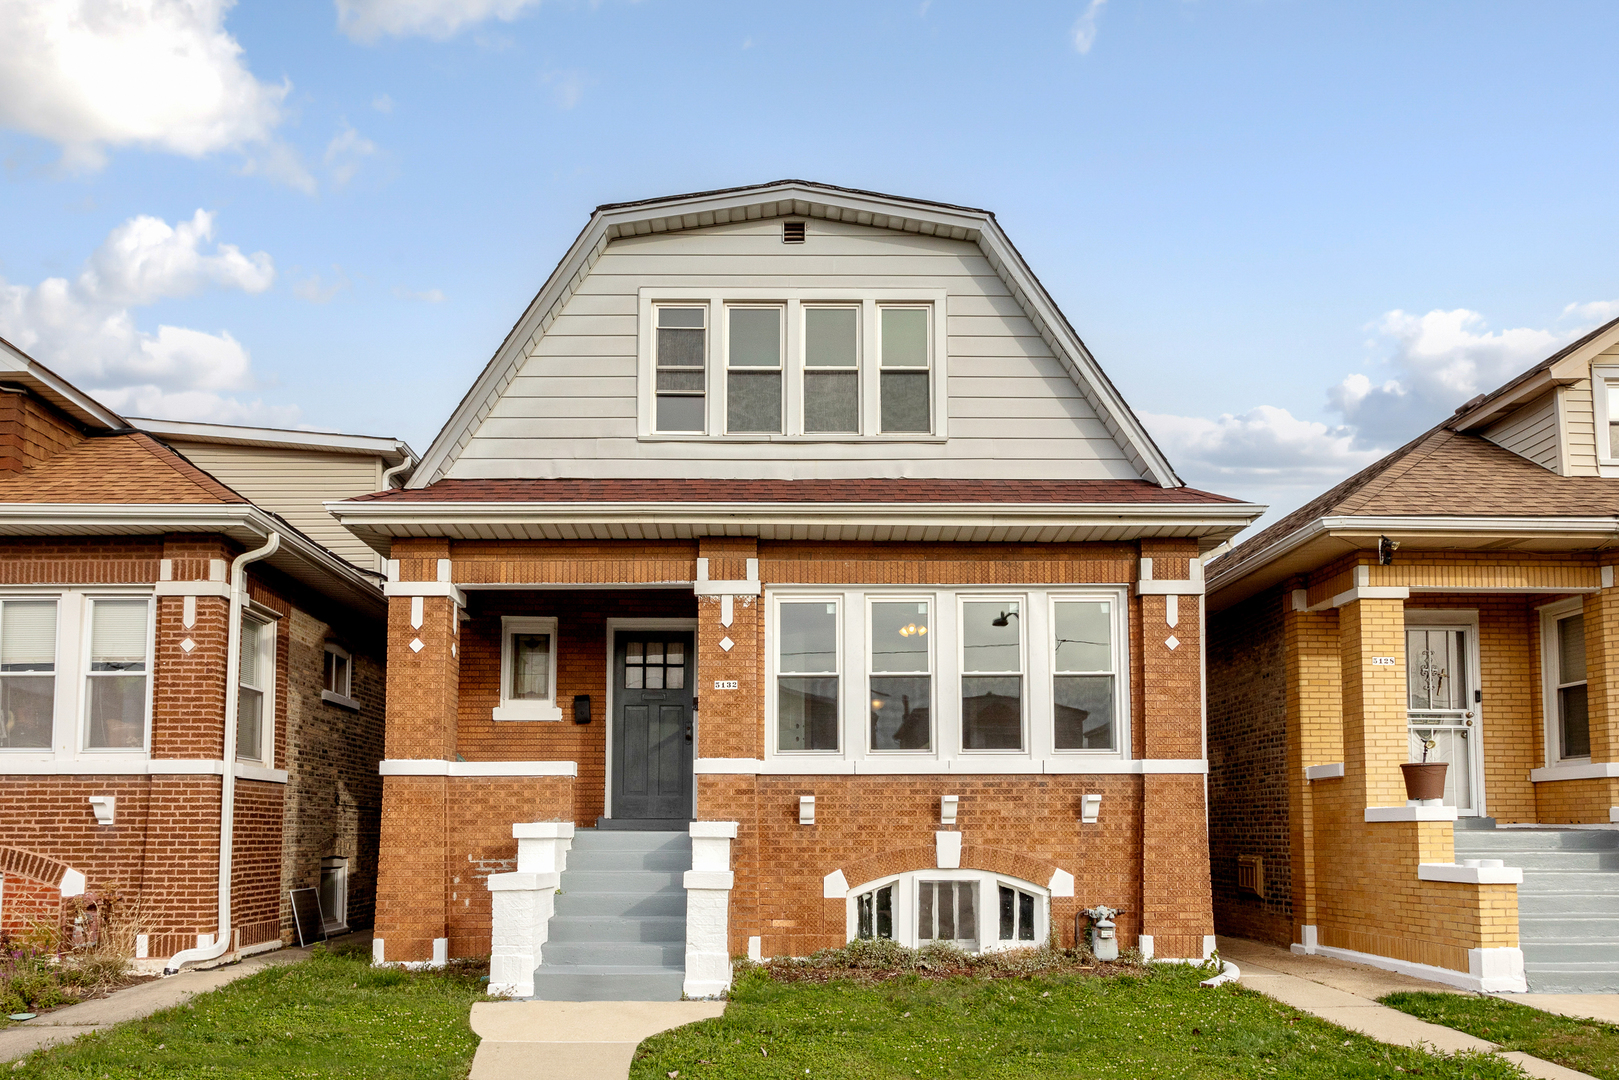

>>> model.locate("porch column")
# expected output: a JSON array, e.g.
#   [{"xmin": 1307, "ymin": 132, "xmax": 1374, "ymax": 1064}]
[
  {"xmin": 373, "ymin": 541, "xmax": 463, "ymax": 965},
  {"xmin": 1137, "ymin": 542, "xmax": 1214, "ymax": 961},
  {"xmin": 1338, "ymin": 596, "xmax": 1410, "ymax": 811},
  {"xmin": 1284, "ymin": 591, "xmax": 1341, "ymax": 942}
]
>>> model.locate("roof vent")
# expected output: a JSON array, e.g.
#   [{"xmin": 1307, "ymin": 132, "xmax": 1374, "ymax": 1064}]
[{"xmin": 782, "ymin": 221, "xmax": 806, "ymax": 244}]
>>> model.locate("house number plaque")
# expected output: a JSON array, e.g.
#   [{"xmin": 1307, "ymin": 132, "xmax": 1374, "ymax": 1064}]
[
  {"xmin": 713, "ymin": 679, "xmax": 739, "ymax": 690},
  {"xmin": 1372, "ymin": 657, "xmax": 1395, "ymax": 666}
]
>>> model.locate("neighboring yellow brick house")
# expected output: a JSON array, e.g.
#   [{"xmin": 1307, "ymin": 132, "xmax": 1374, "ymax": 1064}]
[{"xmin": 1207, "ymin": 316, "xmax": 1619, "ymax": 993}]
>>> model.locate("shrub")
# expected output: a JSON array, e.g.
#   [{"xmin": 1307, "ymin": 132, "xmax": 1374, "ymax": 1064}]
[{"xmin": 739, "ymin": 938, "xmax": 1144, "ymax": 985}]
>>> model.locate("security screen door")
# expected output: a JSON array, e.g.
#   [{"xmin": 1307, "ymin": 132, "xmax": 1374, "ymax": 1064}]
[
  {"xmin": 1406, "ymin": 627, "xmax": 1479, "ymax": 813},
  {"xmin": 611, "ymin": 631, "xmax": 695, "ymax": 820}
]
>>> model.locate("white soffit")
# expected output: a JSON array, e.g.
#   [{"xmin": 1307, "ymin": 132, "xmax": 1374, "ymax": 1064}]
[{"xmin": 408, "ymin": 180, "xmax": 1183, "ymax": 490}]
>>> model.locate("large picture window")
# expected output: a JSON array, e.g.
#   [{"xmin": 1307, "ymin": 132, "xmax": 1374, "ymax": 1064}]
[
  {"xmin": 0, "ymin": 600, "xmax": 57, "ymax": 749},
  {"xmin": 1052, "ymin": 600, "xmax": 1116, "ymax": 751},
  {"xmin": 777, "ymin": 600, "xmax": 839, "ymax": 752},
  {"xmin": 960, "ymin": 599, "xmax": 1024, "ymax": 751},
  {"xmin": 869, "ymin": 599, "xmax": 931, "ymax": 751},
  {"xmin": 726, "ymin": 306, "xmax": 783, "ymax": 434},
  {"xmin": 84, "ymin": 599, "xmax": 150, "ymax": 751}
]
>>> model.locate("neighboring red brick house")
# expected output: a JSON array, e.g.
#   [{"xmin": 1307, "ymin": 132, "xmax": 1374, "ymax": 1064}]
[
  {"xmin": 0, "ymin": 336, "xmax": 407, "ymax": 970},
  {"xmin": 329, "ymin": 181, "xmax": 1263, "ymax": 997}
]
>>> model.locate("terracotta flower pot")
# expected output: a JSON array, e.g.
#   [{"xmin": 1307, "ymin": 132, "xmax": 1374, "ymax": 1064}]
[{"xmin": 1401, "ymin": 762, "xmax": 1449, "ymax": 802}]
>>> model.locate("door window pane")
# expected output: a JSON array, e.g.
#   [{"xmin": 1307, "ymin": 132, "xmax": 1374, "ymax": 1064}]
[
  {"xmin": 0, "ymin": 601, "xmax": 56, "ymax": 749},
  {"xmin": 880, "ymin": 308, "xmax": 929, "ymax": 433},
  {"xmin": 655, "ymin": 306, "xmax": 706, "ymax": 433},
  {"xmin": 1054, "ymin": 601, "xmax": 1114, "ymax": 751},
  {"xmin": 962, "ymin": 601, "xmax": 1022, "ymax": 750},
  {"xmin": 805, "ymin": 307, "xmax": 858, "ymax": 434},
  {"xmin": 870, "ymin": 601, "xmax": 931, "ymax": 751},
  {"xmin": 727, "ymin": 307, "xmax": 782, "ymax": 434},
  {"xmin": 1408, "ymin": 629, "xmax": 1467, "ymax": 711},
  {"xmin": 510, "ymin": 633, "xmax": 551, "ymax": 700},
  {"xmin": 85, "ymin": 600, "xmax": 148, "ymax": 750},
  {"xmin": 778, "ymin": 601, "xmax": 838, "ymax": 751}
]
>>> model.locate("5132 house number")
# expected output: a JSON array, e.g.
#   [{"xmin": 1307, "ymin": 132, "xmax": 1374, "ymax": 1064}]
[
  {"xmin": 713, "ymin": 679, "xmax": 739, "ymax": 690},
  {"xmin": 1372, "ymin": 657, "xmax": 1395, "ymax": 666}
]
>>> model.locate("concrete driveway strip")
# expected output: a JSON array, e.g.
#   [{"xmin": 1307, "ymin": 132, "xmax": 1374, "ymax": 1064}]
[{"xmin": 469, "ymin": 1000, "xmax": 727, "ymax": 1080}]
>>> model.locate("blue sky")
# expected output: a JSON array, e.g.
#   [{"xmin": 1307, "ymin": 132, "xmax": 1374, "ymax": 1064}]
[{"xmin": 2, "ymin": 0, "xmax": 1617, "ymax": 526}]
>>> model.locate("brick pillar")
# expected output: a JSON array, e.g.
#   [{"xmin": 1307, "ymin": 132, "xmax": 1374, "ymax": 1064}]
[
  {"xmin": 1582, "ymin": 575, "xmax": 1619, "ymax": 765},
  {"xmin": 373, "ymin": 541, "xmax": 460, "ymax": 964},
  {"xmin": 1283, "ymin": 591, "xmax": 1340, "ymax": 943},
  {"xmin": 1338, "ymin": 596, "xmax": 1408, "ymax": 810},
  {"xmin": 1137, "ymin": 541, "xmax": 1213, "ymax": 960}
]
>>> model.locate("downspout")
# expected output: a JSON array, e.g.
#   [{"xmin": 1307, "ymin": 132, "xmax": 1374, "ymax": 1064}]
[
  {"xmin": 164, "ymin": 531, "xmax": 281, "ymax": 974},
  {"xmin": 381, "ymin": 459, "xmax": 413, "ymax": 489}
]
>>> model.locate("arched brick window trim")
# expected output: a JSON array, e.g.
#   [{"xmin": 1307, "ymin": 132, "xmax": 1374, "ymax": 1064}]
[
  {"xmin": 0, "ymin": 846, "xmax": 80, "ymax": 894},
  {"xmin": 839, "ymin": 845, "xmax": 1059, "ymax": 895}
]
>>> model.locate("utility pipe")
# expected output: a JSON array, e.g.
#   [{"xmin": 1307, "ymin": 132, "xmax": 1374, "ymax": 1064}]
[{"xmin": 164, "ymin": 531, "xmax": 281, "ymax": 974}]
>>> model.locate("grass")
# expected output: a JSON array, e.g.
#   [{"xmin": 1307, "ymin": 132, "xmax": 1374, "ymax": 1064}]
[
  {"xmin": 6, "ymin": 942, "xmax": 493, "ymax": 1079},
  {"xmin": 1382, "ymin": 991, "xmax": 1619, "ymax": 1080},
  {"xmin": 631, "ymin": 963, "xmax": 1528, "ymax": 1079}
]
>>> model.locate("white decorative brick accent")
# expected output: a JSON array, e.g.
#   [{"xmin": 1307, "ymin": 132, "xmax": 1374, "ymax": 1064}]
[
  {"xmin": 685, "ymin": 820, "xmax": 739, "ymax": 997},
  {"xmin": 485, "ymin": 822, "xmax": 574, "ymax": 997}
]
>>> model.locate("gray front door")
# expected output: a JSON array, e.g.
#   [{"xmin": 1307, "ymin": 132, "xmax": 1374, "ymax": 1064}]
[{"xmin": 611, "ymin": 631, "xmax": 695, "ymax": 820}]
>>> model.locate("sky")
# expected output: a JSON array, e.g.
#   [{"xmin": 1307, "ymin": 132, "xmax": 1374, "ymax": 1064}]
[{"xmin": 2, "ymin": 0, "xmax": 1617, "ymax": 532}]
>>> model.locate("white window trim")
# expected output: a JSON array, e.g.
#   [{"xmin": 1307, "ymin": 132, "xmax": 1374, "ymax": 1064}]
[
  {"xmin": 637, "ymin": 287, "xmax": 948, "ymax": 442},
  {"xmin": 0, "ymin": 594, "xmax": 62, "ymax": 754},
  {"xmin": 764, "ymin": 585, "xmax": 1133, "ymax": 773},
  {"xmin": 495, "ymin": 616, "xmax": 562, "ymax": 722},
  {"xmin": 321, "ymin": 643, "xmax": 359, "ymax": 711},
  {"xmin": 320, "ymin": 855, "xmax": 350, "ymax": 934},
  {"xmin": 770, "ymin": 594, "xmax": 843, "ymax": 755},
  {"xmin": 1048, "ymin": 592, "xmax": 1131, "ymax": 756},
  {"xmin": 866, "ymin": 595, "xmax": 935, "ymax": 755},
  {"xmin": 236, "ymin": 610, "xmax": 276, "ymax": 765},
  {"xmin": 958, "ymin": 593, "xmax": 1029, "ymax": 755},
  {"xmin": 1591, "ymin": 366, "xmax": 1619, "ymax": 474},
  {"xmin": 79, "ymin": 593, "xmax": 157, "ymax": 755},
  {"xmin": 843, "ymin": 869, "xmax": 1049, "ymax": 953},
  {"xmin": 1539, "ymin": 597, "xmax": 1590, "ymax": 768}
]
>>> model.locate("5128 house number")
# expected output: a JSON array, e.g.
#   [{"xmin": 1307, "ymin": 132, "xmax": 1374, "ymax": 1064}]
[
  {"xmin": 1371, "ymin": 657, "xmax": 1395, "ymax": 666},
  {"xmin": 713, "ymin": 679, "xmax": 739, "ymax": 690}
]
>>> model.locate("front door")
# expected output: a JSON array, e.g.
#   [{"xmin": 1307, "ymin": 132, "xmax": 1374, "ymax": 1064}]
[
  {"xmin": 1406, "ymin": 626, "xmax": 1480, "ymax": 814},
  {"xmin": 611, "ymin": 631, "xmax": 695, "ymax": 820}
]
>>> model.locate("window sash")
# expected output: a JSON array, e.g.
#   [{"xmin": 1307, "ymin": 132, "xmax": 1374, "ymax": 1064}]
[
  {"xmin": 324, "ymin": 648, "xmax": 351, "ymax": 697},
  {"xmin": 1052, "ymin": 599, "xmax": 1117, "ymax": 752},
  {"xmin": 879, "ymin": 306, "xmax": 931, "ymax": 434},
  {"xmin": 804, "ymin": 306, "xmax": 859, "ymax": 435},
  {"xmin": 84, "ymin": 599, "xmax": 150, "ymax": 751},
  {"xmin": 726, "ymin": 306, "xmax": 784, "ymax": 434},
  {"xmin": 777, "ymin": 600, "xmax": 840, "ymax": 753},
  {"xmin": 869, "ymin": 600, "xmax": 932, "ymax": 752},
  {"xmin": 654, "ymin": 305, "xmax": 706, "ymax": 433}
]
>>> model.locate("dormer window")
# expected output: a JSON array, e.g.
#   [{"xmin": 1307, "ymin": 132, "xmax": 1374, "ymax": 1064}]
[{"xmin": 1592, "ymin": 366, "xmax": 1619, "ymax": 470}]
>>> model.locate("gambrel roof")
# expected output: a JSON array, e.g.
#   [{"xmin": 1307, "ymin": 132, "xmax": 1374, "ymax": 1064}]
[{"xmin": 409, "ymin": 180, "xmax": 1184, "ymax": 489}]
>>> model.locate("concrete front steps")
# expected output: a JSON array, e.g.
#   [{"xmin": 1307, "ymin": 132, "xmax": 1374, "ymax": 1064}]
[
  {"xmin": 533, "ymin": 828, "xmax": 690, "ymax": 1001},
  {"xmin": 1454, "ymin": 822, "xmax": 1619, "ymax": 993}
]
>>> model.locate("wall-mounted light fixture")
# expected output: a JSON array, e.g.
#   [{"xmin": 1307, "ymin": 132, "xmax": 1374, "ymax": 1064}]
[
  {"xmin": 1378, "ymin": 535, "xmax": 1400, "ymax": 566},
  {"xmin": 1080, "ymin": 793, "xmax": 1102, "ymax": 824},
  {"xmin": 940, "ymin": 794, "xmax": 959, "ymax": 826},
  {"xmin": 89, "ymin": 795, "xmax": 115, "ymax": 826},
  {"xmin": 799, "ymin": 795, "xmax": 815, "ymax": 825}
]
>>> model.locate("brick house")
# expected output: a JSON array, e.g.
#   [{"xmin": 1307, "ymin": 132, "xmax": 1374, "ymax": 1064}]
[
  {"xmin": 328, "ymin": 180, "xmax": 1263, "ymax": 997},
  {"xmin": 0, "ymin": 336, "xmax": 410, "ymax": 970},
  {"xmin": 1206, "ymin": 316, "xmax": 1619, "ymax": 993}
]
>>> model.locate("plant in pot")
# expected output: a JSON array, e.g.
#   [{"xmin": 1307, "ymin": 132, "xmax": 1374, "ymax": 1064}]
[{"xmin": 1401, "ymin": 736, "xmax": 1448, "ymax": 802}]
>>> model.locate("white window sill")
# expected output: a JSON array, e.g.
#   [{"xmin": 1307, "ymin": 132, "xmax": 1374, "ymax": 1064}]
[
  {"xmin": 699, "ymin": 757, "xmax": 1202, "ymax": 776},
  {"xmin": 1418, "ymin": 862, "xmax": 1523, "ymax": 885},
  {"xmin": 1529, "ymin": 761, "xmax": 1619, "ymax": 782},
  {"xmin": 1365, "ymin": 804, "xmax": 1458, "ymax": 822},
  {"xmin": 321, "ymin": 690, "xmax": 360, "ymax": 711},
  {"xmin": 492, "ymin": 702, "xmax": 564, "ymax": 723}
]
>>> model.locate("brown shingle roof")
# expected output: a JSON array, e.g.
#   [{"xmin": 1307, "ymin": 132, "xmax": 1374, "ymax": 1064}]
[
  {"xmin": 1211, "ymin": 427, "xmax": 1619, "ymax": 583},
  {"xmin": 347, "ymin": 477, "xmax": 1245, "ymax": 506},
  {"xmin": 0, "ymin": 432, "xmax": 247, "ymax": 505}
]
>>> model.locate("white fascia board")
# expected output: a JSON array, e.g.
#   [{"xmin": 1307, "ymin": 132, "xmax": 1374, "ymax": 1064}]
[
  {"xmin": 132, "ymin": 417, "xmax": 416, "ymax": 465},
  {"xmin": 329, "ymin": 499, "xmax": 1263, "ymax": 536},
  {"xmin": 406, "ymin": 181, "xmax": 1192, "ymax": 491},
  {"xmin": 0, "ymin": 337, "xmax": 126, "ymax": 430}
]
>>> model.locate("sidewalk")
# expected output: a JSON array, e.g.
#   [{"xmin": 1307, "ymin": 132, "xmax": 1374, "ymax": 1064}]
[
  {"xmin": 0, "ymin": 941, "xmax": 325, "ymax": 1064},
  {"xmin": 1217, "ymin": 936, "xmax": 1599, "ymax": 1080},
  {"xmin": 468, "ymin": 1000, "xmax": 726, "ymax": 1080}
]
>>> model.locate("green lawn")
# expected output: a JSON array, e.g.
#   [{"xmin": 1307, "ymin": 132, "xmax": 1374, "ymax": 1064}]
[
  {"xmin": 6, "ymin": 944, "xmax": 491, "ymax": 1080},
  {"xmin": 1382, "ymin": 991, "xmax": 1619, "ymax": 1080},
  {"xmin": 631, "ymin": 966, "xmax": 1527, "ymax": 1079}
]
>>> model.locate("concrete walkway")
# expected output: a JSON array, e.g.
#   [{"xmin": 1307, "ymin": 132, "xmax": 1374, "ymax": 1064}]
[
  {"xmin": 468, "ymin": 1001, "xmax": 726, "ymax": 1080},
  {"xmin": 0, "ymin": 945, "xmax": 314, "ymax": 1064},
  {"xmin": 1218, "ymin": 937, "xmax": 1600, "ymax": 1080}
]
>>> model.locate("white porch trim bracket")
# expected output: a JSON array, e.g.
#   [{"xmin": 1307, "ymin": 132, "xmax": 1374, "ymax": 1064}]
[
  {"xmin": 685, "ymin": 821, "xmax": 739, "ymax": 998},
  {"xmin": 486, "ymin": 822, "xmax": 574, "ymax": 997}
]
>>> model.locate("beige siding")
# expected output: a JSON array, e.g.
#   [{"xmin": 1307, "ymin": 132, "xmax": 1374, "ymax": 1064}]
[
  {"xmin": 1482, "ymin": 391, "xmax": 1559, "ymax": 472},
  {"xmin": 1563, "ymin": 382, "xmax": 1599, "ymax": 475},
  {"xmin": 447, "ymin": 218, "xmax": 1143, "ymax": 481},
  {"xmin": 167, "ymin": 442, "xmax": 384, "ymax": 570}
]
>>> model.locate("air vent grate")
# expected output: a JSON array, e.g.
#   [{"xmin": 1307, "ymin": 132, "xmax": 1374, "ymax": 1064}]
[
  {"xmin": 782, "ymin": 221, "xmax": 806, "ymax": 244},
  {"xmin": 1236, "ymin": 854, "xmax": 1265, "ymax": 898}
]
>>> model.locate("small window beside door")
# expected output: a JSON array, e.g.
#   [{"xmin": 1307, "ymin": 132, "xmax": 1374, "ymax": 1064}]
[
  {"xmin": 495, "ymin": 617, "xmax": 561, "ymax": 722},
  {"xmin": 1548, "ymin": 609, "xmax": 1590, "ymax": 762}
]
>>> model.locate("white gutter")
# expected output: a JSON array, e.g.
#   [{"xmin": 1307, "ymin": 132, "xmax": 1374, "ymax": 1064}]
[
  {"xmin": 164, "ymin": 531, "xmax": 281, "ymax": 974},
  {"xmin": 380, "ymin": 459, "xmax": 414, "ymax": 489}
]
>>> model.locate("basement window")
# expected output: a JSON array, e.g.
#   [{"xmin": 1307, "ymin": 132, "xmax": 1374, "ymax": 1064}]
[
  {"xmin": 319, "ymin": 856, "xmax": 349, "ymax": 934},
  {"xmin": 845, "ymin": 871, "xmax": 1048, "ymax": 952},
  {"xmin": 322, "ymin": 644, "xmax": 359, "ymax": 710}
]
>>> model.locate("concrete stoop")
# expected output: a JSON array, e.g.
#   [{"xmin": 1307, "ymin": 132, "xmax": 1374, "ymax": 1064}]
[
  {"xmin": 1454, "ymin": 824, "xmax": 1619, "ymax": 994},
  {"xmin": 533, "ymin": 828, "xmax": 690, "ymax": 1001}
]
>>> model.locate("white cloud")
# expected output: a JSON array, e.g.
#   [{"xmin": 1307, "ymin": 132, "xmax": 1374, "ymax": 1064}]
[
  {"xmin": 293, "ymin": 266, "xmax": 349, "ymax": 304},
  {"xmin": 541, "ymin": 69, "xmax": 586, "ymax": 110},
  {"xmin": 336, "ymin": 0, "xmax": 543, "ymax": 41},
  {"xmin": 1564, "ymin": 299, "xmax": 1619, "ymax": 324},
  {"xmin": 0, "ymin": 209, "xmax": 293, "ymax": 425},
  {"xmin": 393, "ymin": 286, "xmax": 445, "ymax": 303},
  {"xmin": 1072, "ymin": 0, "xmax": 1107, "ymax": 54},
  {"xmin": 372, "ymin": 93, "xmax": 395, "ymax": 113},
  {"xmin": 324, "ymin": 122, "xmax": 378, "ymax": 188},
  {"xmin": 0, "ymin": 0, "xmax": 292, "ymax": 174}
]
